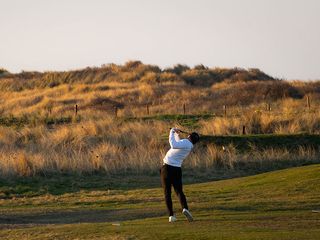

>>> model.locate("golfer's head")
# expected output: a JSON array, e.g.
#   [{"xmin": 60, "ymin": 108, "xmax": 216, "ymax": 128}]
[{"xmin": 188, "ymin": 132, "xmax": 200, "ymax": 144}]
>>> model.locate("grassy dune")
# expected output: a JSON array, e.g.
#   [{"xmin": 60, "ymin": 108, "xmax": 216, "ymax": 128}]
[
  {"xmin": 1, "ymin": 63, "xmax": 320, "ymax": 177},
  {"xmin": 0, "ymin": 164, "xmax": 319, "ymax": 239}
]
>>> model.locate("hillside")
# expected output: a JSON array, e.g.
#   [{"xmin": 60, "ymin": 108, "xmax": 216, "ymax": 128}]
[
  {"xmin": 0, "ymin": 164, "xmax": 319, "ymax": 239},
  {"xmin": 0, "ymin": 62, "xmax": 320, "ymax": 178},
  {"xmin": 0, "ymin": 61, "xmax": 319, "ymax": 119},
  {"xmin": 0, "ymin": 61, "xmax": 275, "ymax": 88}
]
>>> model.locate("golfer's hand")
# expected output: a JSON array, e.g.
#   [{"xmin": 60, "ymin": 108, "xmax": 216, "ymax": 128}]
[{"xmin": 173, "ymin": 128, "xmax": 181, "ymax": 133}]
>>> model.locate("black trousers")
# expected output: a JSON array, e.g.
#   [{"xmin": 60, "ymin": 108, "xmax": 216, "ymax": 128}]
[{"xmin": 160, "ymin": 164, "xmax": 188, "ymax": 216}]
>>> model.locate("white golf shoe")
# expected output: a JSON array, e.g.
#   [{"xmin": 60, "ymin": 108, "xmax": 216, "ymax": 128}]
[
  {"xmin": 182, "ymin": 208, "xmax": 193, "ymax": 222},
  {"xmin": 169, "ymin": 215, "xmax": 177, "ymax": 223}
]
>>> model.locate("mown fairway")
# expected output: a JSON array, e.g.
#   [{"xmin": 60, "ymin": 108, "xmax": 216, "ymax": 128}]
[{"xmin": 0, "ymin": 164, "xmax": 319, "ymax": 239}]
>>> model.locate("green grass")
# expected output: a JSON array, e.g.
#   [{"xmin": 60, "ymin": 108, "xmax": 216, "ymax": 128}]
[
  {"xmin": 125, "ymin": 114, "xmax": 214, "ymax": 128},
  {"xmin": 201, "ymin": 133, "xmax": 320, "ymax": 151},
  {"xmin": 0, "ymin": 173, "xmax": 161, "ymax": 198},
  {"xmin": 0, "ymin": 115, "xmax": 74, "ymax": 128},
  {"xmin": 0, "ymin": 113, "xmax": 214, "ymax": 128},
  {"xmin": 0, "ymin": 164, "xmax": 319, "ymax": 239}
]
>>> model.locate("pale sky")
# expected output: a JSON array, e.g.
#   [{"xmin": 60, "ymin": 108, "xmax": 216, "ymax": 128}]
[{"xmin": 1, "ymin": 0, "xmax": 320, "ymax": 80}]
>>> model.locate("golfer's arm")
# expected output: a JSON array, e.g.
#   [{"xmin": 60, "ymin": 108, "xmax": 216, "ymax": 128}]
[{"xmin": 169, "ymin": 129, "xmax": 188, "ymax": 149}]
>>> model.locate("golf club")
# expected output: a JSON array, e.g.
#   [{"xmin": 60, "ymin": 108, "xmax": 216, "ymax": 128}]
[{"xmin": 169, "ymin": 128, "xmax": 189, "ymax": 134}]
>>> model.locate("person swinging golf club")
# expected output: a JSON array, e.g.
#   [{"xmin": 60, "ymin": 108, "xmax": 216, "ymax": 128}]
[{"xmin": 160, "ymin": 128, "xmax": 200, "ymax": 223}]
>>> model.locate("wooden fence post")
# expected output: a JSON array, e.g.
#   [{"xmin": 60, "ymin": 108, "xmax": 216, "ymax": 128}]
[
  {"xmin": 223, "ymin": 105, "xmax": 227, "ymax": 117},
  {"xmin": 146, "ymin": 104, "xmax": 150, "ymax": 115},
  {"xmin": 183, "ymin": 103, "xmax": 186, "ymax": 115},
  {"xmin": 114, "ymin": 106, "xmax": 118, "ymax": 118},
  {"xmin": 242, "ymin": 125, "xmax": 246, "ymax": 135},
  {"xmin": 75, "ymin": 104, "xmax": 78, "ymax": 115},
  {"xmin": 307, "ymin": 96, "xmax": 311, "ymax": 110}
]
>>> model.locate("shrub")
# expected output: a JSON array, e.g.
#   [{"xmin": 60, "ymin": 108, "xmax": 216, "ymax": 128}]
[
  {"xmin": 159, "ymin": 72, "xmax": 181, "ymax": 82},
  {"xmin": 181, "ymin": 69, "xmax": 214, "ymax": 86},
  {"xmin": 140, "ymin": 72, "xmax": 159, "ymax": 83},
  {"xmin": 164, "ymin": 64, "xmax": 190, "ymax": 75},
  {"xmin": 0, "ymin": 68, "xmax": 10, "ymax": 76}
]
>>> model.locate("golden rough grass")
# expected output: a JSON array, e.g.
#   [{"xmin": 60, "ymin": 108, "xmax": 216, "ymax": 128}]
[
  {"xmin": 0, "ymin": 78, "xmax": 320, "ymax": 176},
  {"xmin": 0, "ymin": 117, "xmax": 319, "ymax": 177},
  {"xmin": 200, "ymin": 109, "xmax": 320, "ymax": 135},
  {"xmin": 0, "ymin": 119, "xmax": 168, "ymax": 176}
]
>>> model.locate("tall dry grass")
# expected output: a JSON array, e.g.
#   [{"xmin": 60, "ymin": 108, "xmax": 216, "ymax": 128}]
[
  {"xmin": 186, "ymin": 144, "xmax": 318, "ymax": 172},
  {"xmin": 0, "ymin": 119, "xmax": 319, "ymax": 177},
  {"xmin": 200, "ymin": 109, "xmax": 320, "ymax": 135},
  {"xmin": 0, "ymin": 119, "xmax": 168, "ymax": 176}
]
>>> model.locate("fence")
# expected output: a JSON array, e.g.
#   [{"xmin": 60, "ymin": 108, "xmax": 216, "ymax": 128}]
[
  {"xmin": 44, "ymin": 94, "xmax": 318, "ymax": 120},
  {"xmin": 0, "ymin": 94, "xmax": 317, "ymax": 134}
]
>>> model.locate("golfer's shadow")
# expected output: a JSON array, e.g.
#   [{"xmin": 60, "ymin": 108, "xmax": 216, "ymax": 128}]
[{"xmin": 0, "ymin": 208, "xmax": 163, "ymax": 228}]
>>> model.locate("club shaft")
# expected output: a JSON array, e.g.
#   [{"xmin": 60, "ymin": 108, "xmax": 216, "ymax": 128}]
[{"xmin": 169, "ymin": 128, "xmax": 189, "ymax": 134}]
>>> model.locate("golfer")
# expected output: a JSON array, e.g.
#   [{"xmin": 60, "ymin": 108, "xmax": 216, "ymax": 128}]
[{"xmin": 160, "ymin": 128, "xmax": 200, "ymax": 223}]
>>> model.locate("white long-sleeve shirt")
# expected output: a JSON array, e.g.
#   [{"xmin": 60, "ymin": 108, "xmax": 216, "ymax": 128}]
[{"xmin": 163, "ymin": 129, "xmax": 193, "ymax": 167}]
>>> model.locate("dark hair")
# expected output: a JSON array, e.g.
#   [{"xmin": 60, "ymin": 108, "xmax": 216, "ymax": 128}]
[{"xmin": 188, "ymin": 132, "xmax": 200, "ymax": 144}]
